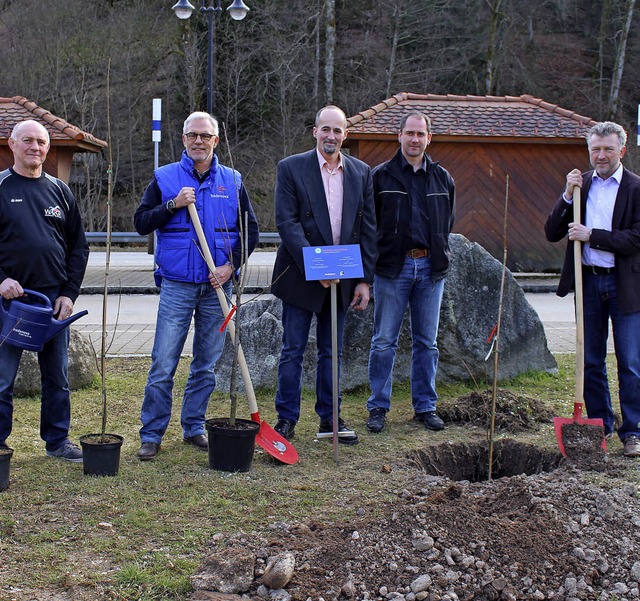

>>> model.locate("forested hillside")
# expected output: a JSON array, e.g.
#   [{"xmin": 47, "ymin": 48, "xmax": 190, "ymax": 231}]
[{"xmin": 0, "ymin": 0, "xmax": 637, "ymax": 231}]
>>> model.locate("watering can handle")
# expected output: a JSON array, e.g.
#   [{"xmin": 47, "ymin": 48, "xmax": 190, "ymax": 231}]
[{"xmin": 21, "ymin": 289, "xmax": 52, "ymax": 307}]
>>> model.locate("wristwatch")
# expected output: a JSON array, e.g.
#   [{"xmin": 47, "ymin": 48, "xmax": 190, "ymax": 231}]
[{"xmin": 166, "ymin": 199, "xmax": 176, "ymax": 214}]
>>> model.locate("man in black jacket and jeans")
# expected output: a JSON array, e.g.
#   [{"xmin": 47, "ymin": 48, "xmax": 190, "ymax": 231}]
[
  {"xmin": 0, "ymin": 119, "xmax": 89, "ymax": 461},
  {"xmin": 366, "ymin": 112, "xmax": 455, "ymax": 434}
]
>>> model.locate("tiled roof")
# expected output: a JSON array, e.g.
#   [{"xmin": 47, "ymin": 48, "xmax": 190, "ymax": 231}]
[
  {"xmin": 0, "ymin": 96, "xmax": 107, "ymax": 150},
  {"xmin": 347, "ymin": 92, "xmax": 597, "ymax": 139}
]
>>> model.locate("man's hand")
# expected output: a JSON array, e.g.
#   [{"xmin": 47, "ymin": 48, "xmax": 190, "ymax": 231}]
[
  {"xmin": 568, "ymin": 222, "xmax": 591, "ymax": 242},
  {"xmin": 319, "ymin": 279, "xmax": 339, "ymax": 288},
  {"xmin": 350, "ymin": 283, "xmax": 370, "ymax": 311},
  {"xmin": 175, "ymin": 186, "xmax": 197, "ymax": 209},
  {"xmin": 0, "ymin": 278, "xmax": 24, "ymax": 299},
  {"xmin": 53, "ymin": 296, "xmax": 74, "ymax": 320},
  {"xmin": 564, "ymin": 168, "xmax": 583, "ymax": 199},
  {"xmin": 208, "ymin": 264, "xmax": 234, "ymax": 289}
]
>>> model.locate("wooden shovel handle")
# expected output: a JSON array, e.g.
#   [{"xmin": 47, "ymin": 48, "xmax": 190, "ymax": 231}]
[
  {"xmin": 186, "ymin": 204, "xmax": 260, "ymax": 415},
  {"xmin": 572, "ymin": 188, "xmax": 584, "ymax": 404}
]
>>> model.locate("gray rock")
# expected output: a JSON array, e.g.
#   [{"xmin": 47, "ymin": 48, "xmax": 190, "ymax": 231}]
[
  {"xmin": 595, "ymin": 493, "xmax": 615, "ymax": 519},
  {"xmin": 214, "ymin": 234, "xmax": 556, "ymax": 393},
  {"xmin": 14, "ymin": 329, "xmax": 98, "ymax": 397},
  {"xmin": 631, "ymin": 561, "xmax": 640, "ymax": 583},
  {"xmin": 262, "ymin": 552, "xmax": 295, "ymax": 590},
  {"xmin": 410, "ymin": 575, "xmax": 432, "ymax": 593},
  {"xmin": 411, "ymin": 535, "xmax": 435, "ymax": 552},
  {"xmin": 191, "ymin": 548, "xmax": 255, "ymax": 594},
  {"xmin": 269, "ymin": 589, "xmax": 291, "ymax": 601}
]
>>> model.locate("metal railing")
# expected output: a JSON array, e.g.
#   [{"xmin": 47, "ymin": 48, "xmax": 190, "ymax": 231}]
[{"xmin": 85, "ymin": 232, "xmax": 281, "ymax": 246}]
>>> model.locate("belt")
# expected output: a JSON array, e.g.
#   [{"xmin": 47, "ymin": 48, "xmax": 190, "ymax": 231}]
[
  {"xmin": 583, "ymin": 265, "xmax": 615, "ymax": 276},
  {"xmin": 406, "ymin": 248, "xmax": 429, "ymax": 259}
]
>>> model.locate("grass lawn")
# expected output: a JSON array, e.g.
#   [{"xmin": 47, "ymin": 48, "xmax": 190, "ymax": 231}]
[{"xmin": 0, "ymin": 354, "xmax": 624, "ymax": 600}]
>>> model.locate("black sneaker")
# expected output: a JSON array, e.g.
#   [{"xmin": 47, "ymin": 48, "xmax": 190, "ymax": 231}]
[
  {"xmin": 413, "ymin": 411, "xmax": 445, "ymax": 431},
  {"xmin": 183, "ymin": 434, "xmax": 208, "ymax": 451},
  {"xmin": 366, "ymin": 408, "xmax": 387, "ymax": 433},
  {"xmin": 319, "ymin": 418, "xmax": 359, "ymax": 445},
  {"xmin": 274, "ymin": 418, "xmax": 296, "ymax": 440},
  {"xmin": 45, "ymin": 441, "xmax": 83, "ymax": 462}
]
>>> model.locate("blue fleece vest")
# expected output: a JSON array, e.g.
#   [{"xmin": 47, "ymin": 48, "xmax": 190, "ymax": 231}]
[{"xmin": 154, "ymin": 151, "xmax": 241, "ymax": 284}]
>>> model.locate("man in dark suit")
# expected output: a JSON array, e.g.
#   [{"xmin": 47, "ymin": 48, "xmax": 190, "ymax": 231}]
[
  {"xmin": 545, "ymin": 121, "xmax": 640, "ymax": 457},
  {"xmin": 270, "ymin": 105, "xmax": 377, "ymax": 445}
]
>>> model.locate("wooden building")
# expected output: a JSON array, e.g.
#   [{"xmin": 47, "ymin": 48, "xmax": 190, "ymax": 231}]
[
  {"xmin": 0, "ymin": 95, "xmax": 107, "ymax": 183},
  {"xmin": 345, "ymin": 92, "xmax": 597, "ymax": 272}
]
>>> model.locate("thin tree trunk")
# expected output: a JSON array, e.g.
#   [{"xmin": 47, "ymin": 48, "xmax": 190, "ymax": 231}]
[
  {"xmin": 608, "ymin": 0, "xmax": 636, "ymax": 119},
  {"xmin": 386, "ymin": 4, "xmax": 400, "ymax": 99},
  {"xmin": 596, "ymin": 0, "xmax": 612, "ymax": 107},
  {"xmin": 324, "ymin": 0, "xmax": 335, "ymax": 104},
  {"xmin": 313, "ymin": 9, "xmax": 321, "ymax": 104},
  {"xmin": 484, "ymin": 0, "xmax": 505, "ymax": 95}
]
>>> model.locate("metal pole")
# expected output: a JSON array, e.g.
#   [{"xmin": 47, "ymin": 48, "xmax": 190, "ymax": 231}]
[
  {"xmin": 152, "ymin": 98, "xmax": 161, "ymax": 169},
  {"xmin": 331, "ymin": 282, "xmax": 339, "ymax": 463},
  {"xmin": 149, "ymin": 98, "xmax": 162, "ymax": 255},
  {"xmin": 202, "ymin": 0, "xmax": 221, "ymax": 115}
]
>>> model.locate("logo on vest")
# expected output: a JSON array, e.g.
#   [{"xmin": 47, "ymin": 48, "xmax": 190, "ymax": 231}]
[
  {"xmin": 210, "ymin": 186, "xmax": 230, "ymax": 199},
  {"xmin": 44, "ymin": 205, "xmax": 63, "ymax": 219}
]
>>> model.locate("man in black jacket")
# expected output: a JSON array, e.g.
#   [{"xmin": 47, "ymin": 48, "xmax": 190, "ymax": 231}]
[
  {"xmin": 366, "ymin": 112, "xmax": 455, "ymax": 434},
  {"xmin": 0, "ymin": 120, "xmax": 89, "ymax": 461},
  {"xmin": 545, "ymin": 121, "xmax": 640, "ymax": 457}
]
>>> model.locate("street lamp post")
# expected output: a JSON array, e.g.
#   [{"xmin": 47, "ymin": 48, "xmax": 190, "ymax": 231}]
[{"xmin": 172, "ymin": 0, "xmax": 250, "ymax": 115}]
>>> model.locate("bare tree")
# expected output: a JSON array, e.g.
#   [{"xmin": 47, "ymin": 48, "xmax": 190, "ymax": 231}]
[
  {"xmin": 324, "ymin": 0, "xmax": 336, "ymax": 103},
  {"xmin": 608, "ymin": 0, "xmax": 636, "ymax": 119},
  {"xmin": 484, "ymin": 0, "xmax": 507, "ymax": 95}
]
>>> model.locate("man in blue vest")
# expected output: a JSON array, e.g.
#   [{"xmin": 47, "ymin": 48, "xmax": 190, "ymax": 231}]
[{"xmin": 134, "ymin": 112, "xmax": 258, "ymax": 460}]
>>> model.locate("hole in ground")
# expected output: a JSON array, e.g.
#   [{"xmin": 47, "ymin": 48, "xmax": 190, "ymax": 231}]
[{"xmin": 409, "ymin": 439, "xmax": 562, "ymax": 482}]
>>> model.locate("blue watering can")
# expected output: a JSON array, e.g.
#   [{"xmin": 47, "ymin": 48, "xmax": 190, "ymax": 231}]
[{"xmin": 0, "ymin": 289, "xmax": 88, "ymax": 352}]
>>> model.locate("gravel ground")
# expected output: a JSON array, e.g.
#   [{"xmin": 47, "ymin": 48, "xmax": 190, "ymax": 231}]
[{"xmin": 196, "ymin": 454, "xmax": 640, "ymax": 601}]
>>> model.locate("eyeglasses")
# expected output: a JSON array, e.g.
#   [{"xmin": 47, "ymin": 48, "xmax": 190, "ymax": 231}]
[{"xmin": 185, "ymin": 132, "xmax": 215, "ymax": 142}]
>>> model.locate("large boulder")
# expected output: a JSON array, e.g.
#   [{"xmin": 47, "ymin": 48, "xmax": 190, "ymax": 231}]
[
  {"xmin": 215, "ymin": 234, "xmax": 557, "ymax": 392},
  {"xmin": 13, "ymin": 329, "xmax": 98, "ymax": 397}
]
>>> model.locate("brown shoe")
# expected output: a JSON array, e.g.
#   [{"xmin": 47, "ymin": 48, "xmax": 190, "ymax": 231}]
[
  {"xmin": 623, "ymin": 435, "xmax": 640, "ymax": 457},
  {"xmin": 137, "ymin": 442, "xmax": 159, "ymax": 461}
]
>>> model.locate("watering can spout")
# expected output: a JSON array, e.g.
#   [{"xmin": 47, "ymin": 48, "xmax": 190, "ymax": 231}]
[{"xmin": 44, "ymin": 310, "xmax": 89, "ymax": 343}]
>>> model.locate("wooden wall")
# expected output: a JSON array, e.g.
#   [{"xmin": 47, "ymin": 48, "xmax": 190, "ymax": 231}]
[
  {"xmin": 0, "ymin": 146, "xmax": 73, "ymax": 182},
  {"xmin": 349, "ymin": 138, "xmax": 591, "ymax": 272}
]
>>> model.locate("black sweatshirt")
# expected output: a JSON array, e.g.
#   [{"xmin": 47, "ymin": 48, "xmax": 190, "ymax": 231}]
[{"xmin": 0, "ymin": 168, "xmax": 89, "ymax": 302}]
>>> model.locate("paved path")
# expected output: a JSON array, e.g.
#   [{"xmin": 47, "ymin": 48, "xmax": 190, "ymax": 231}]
[{"xmin": 72, "ymin": 251, "xmax": 592, "ymax": 357}]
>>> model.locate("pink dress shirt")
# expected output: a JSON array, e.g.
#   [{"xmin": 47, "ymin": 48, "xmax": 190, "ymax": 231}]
[{"xmin": 316, "ymin": 149, "xmax": 344, "ymax": 245}]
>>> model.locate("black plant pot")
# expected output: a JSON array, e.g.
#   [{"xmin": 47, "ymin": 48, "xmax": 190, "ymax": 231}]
[
  {"xmin": 80, "ymin": 434, "xmax": 124, "ymax": 477},
  {"xmin": 0, "ymin": 447, "xmax": 13, "ymax": 491},
  {"xmin": 205, "ymin": 418, "xmax": 259, "ymax": 472}
]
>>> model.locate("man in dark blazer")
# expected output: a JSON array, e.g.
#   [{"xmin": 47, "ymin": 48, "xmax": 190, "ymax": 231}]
[
  {"xmin": 545, "ymin": 121, "xmax": 640, "ymax": 457},
  {"xmin": 271, "ymin": 105, "xmax": 377, "ymax": 445}
]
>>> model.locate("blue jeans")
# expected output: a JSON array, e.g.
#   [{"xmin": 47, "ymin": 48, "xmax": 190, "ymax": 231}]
[
  {"xmin": 582, "ymin": 271, "xmax": 640, "ymax": 441},
  {"xmin": 139, "ymin": 279, "xmax": 230, "ymax": 444},
  {"xmin": 0, "ymin": 289, "xmax": 71, "ymax": 451},
  {"xmin": 274, "ymin": 296, "xmax": 345, "ymax": 423},
  {"xmin": 367, "ymin": 257, "xmax": 445, "ymax": 413}
]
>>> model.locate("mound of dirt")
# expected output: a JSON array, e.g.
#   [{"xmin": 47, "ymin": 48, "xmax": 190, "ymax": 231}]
[
  {"xmin": 439, "ymin": 389, "xmax": 554, "ymax": 432},
  {"xmin": 205, "ymin": 458, "xmax": 640, "ymax": 601}
]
